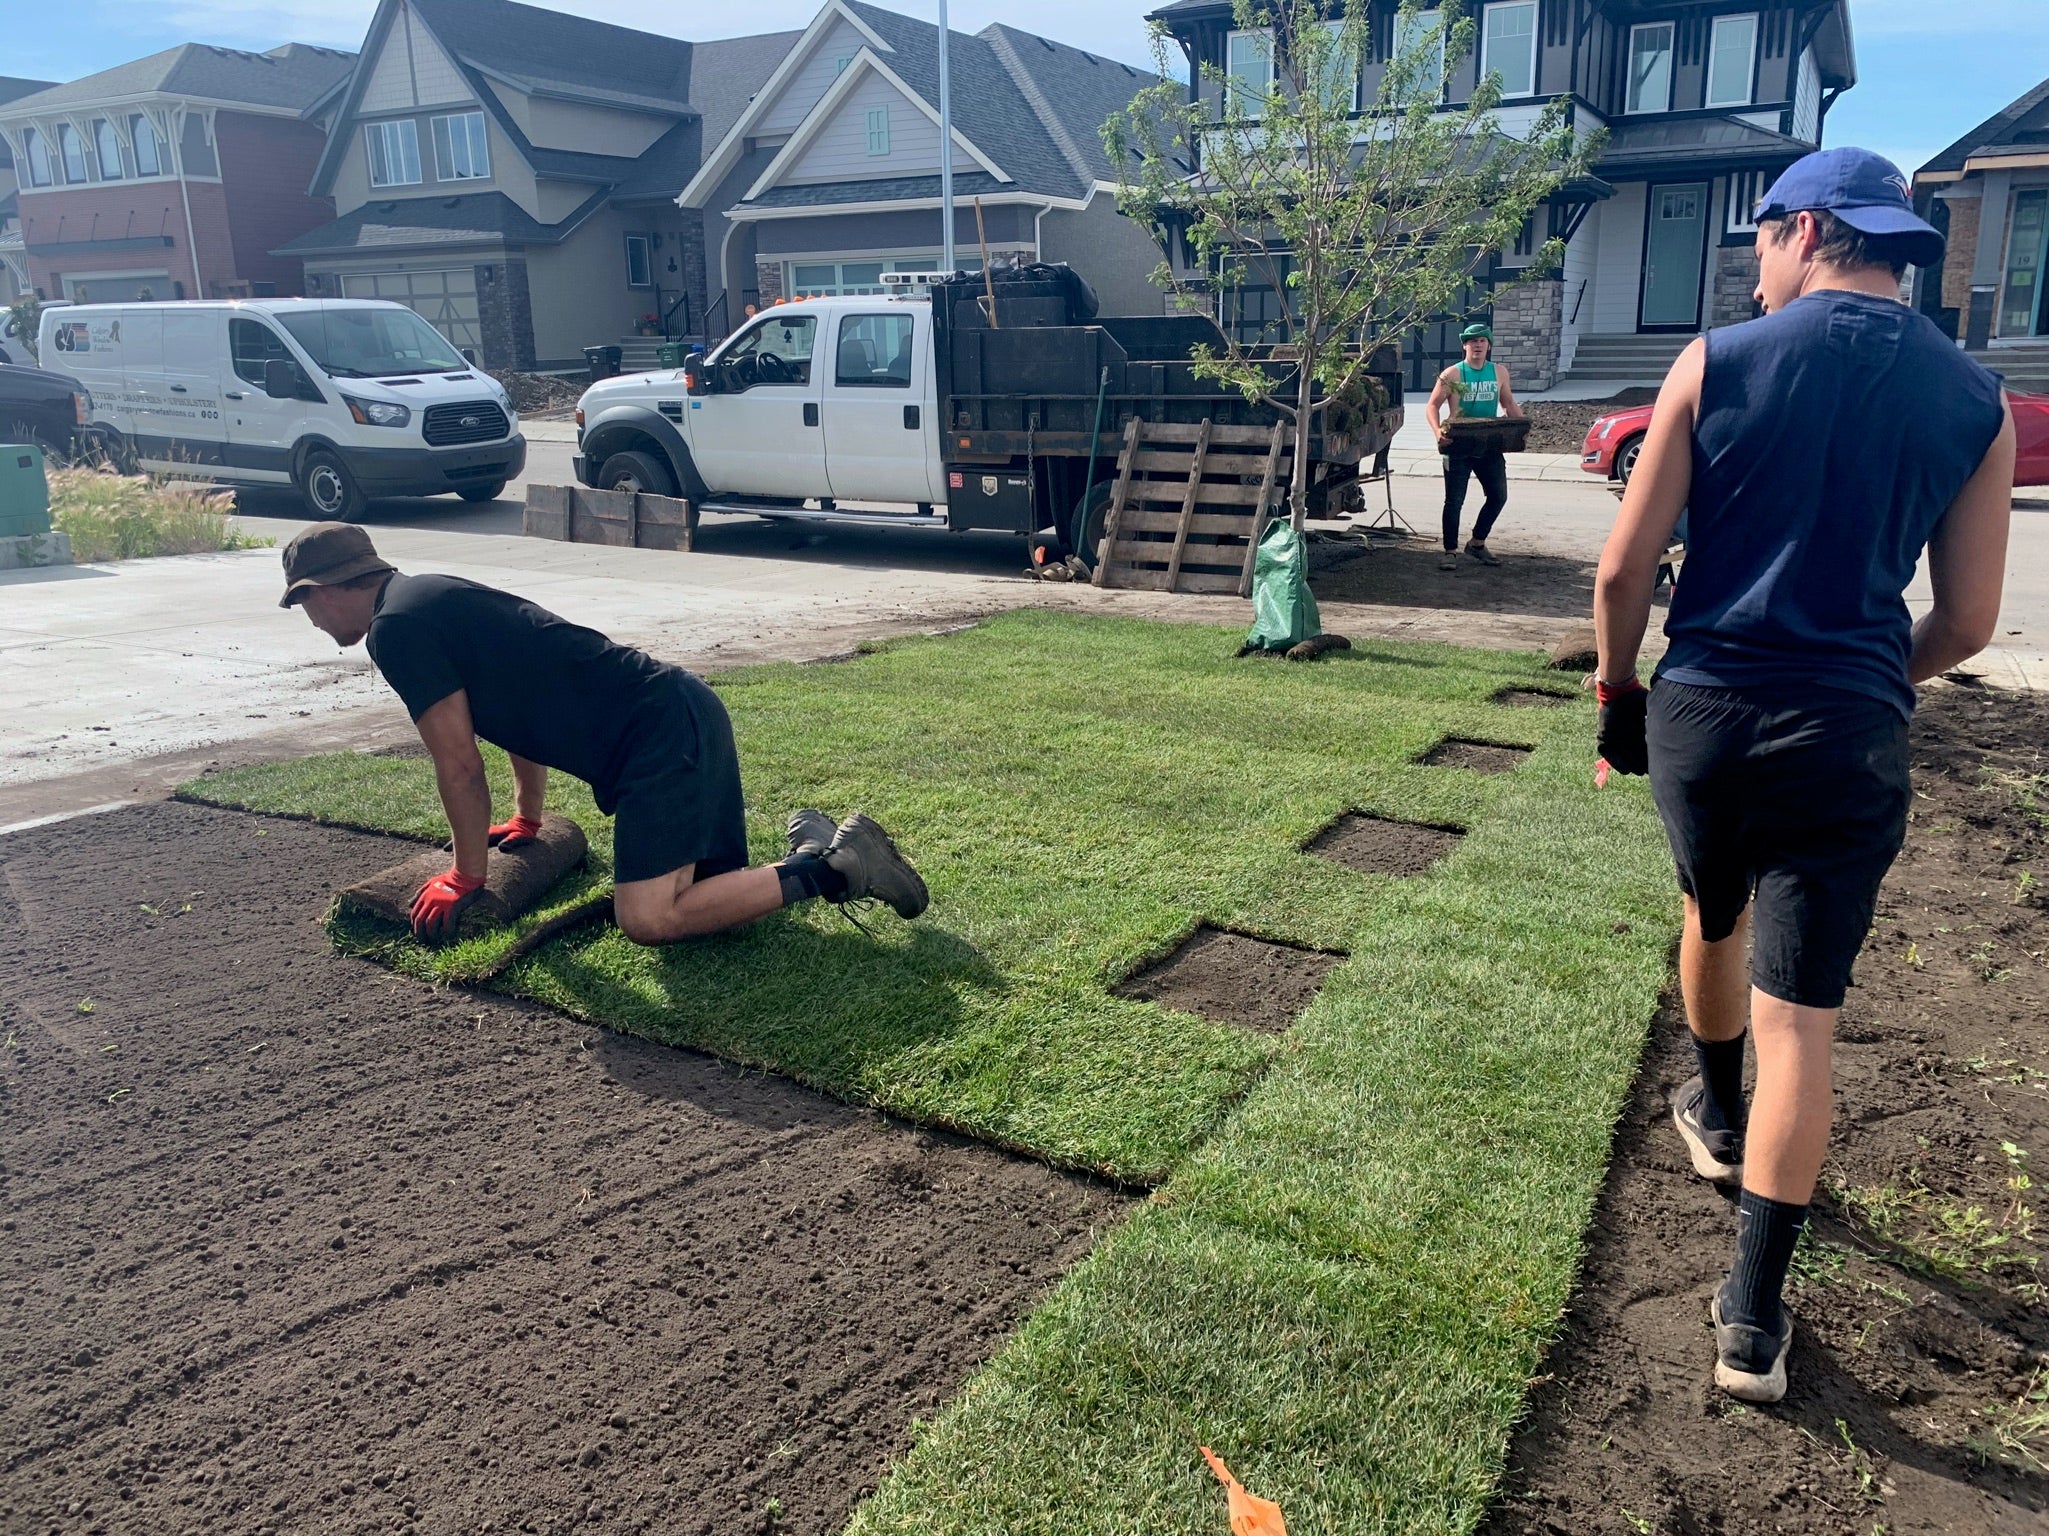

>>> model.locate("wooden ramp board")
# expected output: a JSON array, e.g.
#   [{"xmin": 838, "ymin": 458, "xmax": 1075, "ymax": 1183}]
[{"xmin": 1094, "ymin": 419, "xmax": 1289, "ymax": 597}]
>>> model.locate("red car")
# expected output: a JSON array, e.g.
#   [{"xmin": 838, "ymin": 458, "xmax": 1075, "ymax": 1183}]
[{"xmin": 1582, "ymin": 390, "xmax": 2049, "ymax": 487}]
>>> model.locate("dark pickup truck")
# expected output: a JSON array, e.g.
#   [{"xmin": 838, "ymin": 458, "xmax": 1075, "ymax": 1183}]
[{"xmin": 0, "ymin": 361, "xmax": 94, "ymax": 463}]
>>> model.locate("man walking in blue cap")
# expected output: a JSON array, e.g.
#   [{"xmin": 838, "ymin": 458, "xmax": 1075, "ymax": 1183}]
[{"xmin": 1591, "ymin": 147, "xmax": 2015, "ymax": 1403}]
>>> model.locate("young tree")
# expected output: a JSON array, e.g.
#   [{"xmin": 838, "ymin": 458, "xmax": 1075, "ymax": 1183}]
[{"xmin": 1106, "ymin": 0, "xmax": 1602, "ymax": 528}]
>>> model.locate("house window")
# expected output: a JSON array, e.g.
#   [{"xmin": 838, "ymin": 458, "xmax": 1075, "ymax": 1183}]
[
  {"xmin": 131, "ymin": 115, "xmax": 162, "ymax": 176},
  {"xmin": 1225, "ymin": 28, "xmax": 1272, "ymax": 116},
  {"xmin": 58, "ymin": 123, "xmax": 88, "ymax": 183},
  {"xmin": 624, "ymin": 234, "xmax": 653, "ymax": 288},
  {"xmin": 431, "ymin": 111, "xmax": 489, "ymax": 181},
  {"xmin": 1314, "ymin": 20, "xmax": 1359, "ymax": 116},
  {"xmin": 835, "ymin": 313, "xmax": 914, "ymax": 386},
  {"xmin": 864, "ymin": 107, "xmax": 890, "ymax": 156},
  {"xmin": 23, "ymin": 128, "xmax": 52, "ymax": 186},
  {"xmin": 365, "ymin": 119, "xmax": 422, "ymax": 187},
  {"xmin": 1626, "ymin": 22, "xmax": 1674, "ymax": 114},
  {"xmin": 1482, "ymin": 2, "xmax": 1538, "ymax": 99},
  {"xmin": 1706, "ymin": 14, "xmax": 1758, "ymax": 109},
  {"xmin": 834, "ymin": 53, "xmax": 855, "ymax": 74},
  {"xmin": 94, "ymin": 119, "xmax": 123, "ymax": 181},
  {"xmin": 1391, "ymin": 8, "xmax": 1448, "ymax": 106}
]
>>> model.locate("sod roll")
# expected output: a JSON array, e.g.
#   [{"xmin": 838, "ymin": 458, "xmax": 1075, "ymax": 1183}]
[{"xmin": 336, "ymin": 814, "xmax": 590, "ymax": 938}]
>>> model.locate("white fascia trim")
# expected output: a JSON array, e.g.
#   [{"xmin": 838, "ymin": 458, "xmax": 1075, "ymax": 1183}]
[
  {"xmin": 729, "ymin": 190, "xmax": 1082, "ymax": 222},
  {"xmin": 677, "ymin": 0, "xmax": 895, "ymax": 210},
  {"xmin": 0, "ymin": 93, "xmax": 308, "ymax": 128},
  {"xmin": 742, "ymin": 50, "xmax": 1008, "ymax": 202}
]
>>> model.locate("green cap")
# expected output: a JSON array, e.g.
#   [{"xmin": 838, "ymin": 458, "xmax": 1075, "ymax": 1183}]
[{"xmin": 1460, "ymin": 323, "xmax": 1493, "ymax": 341}]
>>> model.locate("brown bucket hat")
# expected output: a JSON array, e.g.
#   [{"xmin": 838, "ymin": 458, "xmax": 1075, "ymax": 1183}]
[{"xmin": 278, "ymin": 522, "xmax": 396, "ymax": 608}]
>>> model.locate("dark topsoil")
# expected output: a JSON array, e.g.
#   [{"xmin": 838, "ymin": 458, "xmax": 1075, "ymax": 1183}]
[
  {"xmin": 1522, "ymin": 388, "xmax": 1662, "ymax": 456},
  {"xmin": 1114, "ymin": 926, "xmax": 1343, "ymax": 1036},
  {"xmin": 0, "ymin": 802, "xmax": 1126, "ymax": 1536},
  {"xmin": 1486, "ymin": 684, "xmax": 2049, "ymax": 1536}
]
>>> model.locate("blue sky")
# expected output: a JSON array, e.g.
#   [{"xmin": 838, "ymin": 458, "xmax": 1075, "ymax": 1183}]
[{"xmin": 8, "ymin": 0, "xmax": 2045, "ymax": 181}]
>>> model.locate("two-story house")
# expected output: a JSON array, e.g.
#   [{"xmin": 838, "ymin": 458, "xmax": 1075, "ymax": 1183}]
[
  {"xmin": 1911, "ymin": 76, "xmax": 2049, "ymax": 392},
  {"xmin": 1148, "ymin": 0, "xmax": 1857, "ymax": 391},
  {"xmin": 0, "ymin": 46, "xmax": 354, "ymax": 306},
  {"xmin": 0, "ymin": 77, "xmax": 59, "ymax": 308},
  {"xmin": 282, "ymin": 0, "xmax": 798, "ymax": 372},
  {"xmin": 679, "ymin": 0, "xmax": 1173, "ymax": 323}
]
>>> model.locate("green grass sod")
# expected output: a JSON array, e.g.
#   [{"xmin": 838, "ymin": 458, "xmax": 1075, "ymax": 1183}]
[{"xmin": 182, "ymin": 610, "xmax": 1677, "ymax": 1530}]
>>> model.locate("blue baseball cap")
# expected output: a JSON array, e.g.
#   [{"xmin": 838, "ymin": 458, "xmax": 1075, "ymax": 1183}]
[{"xmin": 1753, "ymin": 147, "xmax": 1944, "ymax": 268}]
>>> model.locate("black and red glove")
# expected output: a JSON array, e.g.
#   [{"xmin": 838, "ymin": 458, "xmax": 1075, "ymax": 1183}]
[
  {"xmin": 486, "ymin": 814, "xmax": 543, "ymax": 849},
  {"xmin": 411, "ymin": 867, "xmax": 486, "ymax": 943},
  {"xmin": 1595, "ymin": 677, "xmax": 1651, "ymax": 781}
]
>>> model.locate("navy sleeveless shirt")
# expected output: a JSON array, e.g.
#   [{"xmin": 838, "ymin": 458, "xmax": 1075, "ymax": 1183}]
[{"xmin": 1656, "ymin": 290, "xmax": 2005, "ymax": 719}]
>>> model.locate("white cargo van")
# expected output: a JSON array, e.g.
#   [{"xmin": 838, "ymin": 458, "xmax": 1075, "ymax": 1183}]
[{"xmin": 41, "ymin": 299, "xmax": 525, "ymax": 519}]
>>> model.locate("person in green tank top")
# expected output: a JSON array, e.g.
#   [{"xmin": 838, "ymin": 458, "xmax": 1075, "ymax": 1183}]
[{"xmin": 1426, "ymin": 323, "xmax": 1526, "ymax": 570}]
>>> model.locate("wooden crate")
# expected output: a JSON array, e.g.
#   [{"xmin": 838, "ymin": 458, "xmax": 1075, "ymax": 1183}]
[
  {"xmin": 523, "ymin": 484, "xmax": 700, "ymax": 553},
  {"xmin": 1093, "ymin": 419, "xmax": 1290, "ymax": 596}
]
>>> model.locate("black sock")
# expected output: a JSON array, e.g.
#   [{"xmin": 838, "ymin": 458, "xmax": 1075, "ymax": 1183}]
[
  {"xmin": 1721, "ymin": 1190, "xmax": 1807, "ymax": 1333},
  {"xmin": 1693, "ymin": 1030, "xmax": 1748, "ymax": 1133},
  {"xmin": 776, "ymin": 852, "xmax": 848, "ymax": 907}
]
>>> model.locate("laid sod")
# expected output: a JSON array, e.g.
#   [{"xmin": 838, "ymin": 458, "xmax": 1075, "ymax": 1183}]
[{"xmin": 182, "ymin": 610, "xmax": 1676, "ymax": 1532}]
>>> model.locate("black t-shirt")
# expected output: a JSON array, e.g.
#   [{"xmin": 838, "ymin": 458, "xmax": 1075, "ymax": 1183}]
[{"xmin": 365, "ymin": 573, "xmax": 674, "ymax": 809}]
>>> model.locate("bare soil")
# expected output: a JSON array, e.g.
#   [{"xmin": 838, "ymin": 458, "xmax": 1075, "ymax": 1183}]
[
  {"xmin": 1522, "ymin": 388, "xmax": 1663, "ymax": 456},
  {"xmin": 0, "ymin": 802, "xmax": 1126, "ymax": 1536},
  {"xmin": 1485, "ymin": 684, "xmax": 2049, "ymax": 1536},
  {"xmin": 1495, "ymin": 688, "xmax": 1577, "ymax": 709},
  {"xmin": 1306, "ymin": 813, "xmax": 1466, "ymax": 877},
  {"xmin": 1115, "ymin": 926, "xmax": 1343, "ymax": 1035},
  {"xmin": 1311, "ymin": 536, "xmax": 1616, "ymax": 624},
  {"xmin": 1419, "ymin": 739, "xmax": 1535, "ymax": 774}
]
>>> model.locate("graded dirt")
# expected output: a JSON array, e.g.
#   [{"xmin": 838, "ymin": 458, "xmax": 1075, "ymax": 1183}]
[
  {"xmin": 0, "ymin": 802, "xmax": 1126, "ymax": 1536},
  {"xmin": 1306, "ymin": 812, "xmax": 1465, "ymax": 877},
  {"xmin": 1495, "ymin": 687, "xmax": 1576, "ymax": 709},
  {"xmin": 1114, "ymin": 925, "xmax": 1343, "ymax": 1035},
  {"xmin": 1419, "ymin": 738, "xmax": 1534, "ymax": 774},
  {"xmin": 1485, "ymin": 684, "xmax": 2049, "ymax": 1536}
]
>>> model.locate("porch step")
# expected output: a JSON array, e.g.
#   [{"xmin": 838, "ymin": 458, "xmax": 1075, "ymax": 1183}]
[
  {"xmin": 1984, "ymin": 340, "xmax": 2049, "ymax": 394},
  {"xmin": 614, "ymin": 336, "xmax": 708, "ymax": 373},
  {"xmin": 1561, "ymin": 333, "xmax": 1694, "ymax": 382}
]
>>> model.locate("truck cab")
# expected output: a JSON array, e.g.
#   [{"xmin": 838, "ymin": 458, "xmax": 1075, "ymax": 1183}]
[{"xmin": 576, "ymin": 292, "xmax": 943, "ymax": 517}]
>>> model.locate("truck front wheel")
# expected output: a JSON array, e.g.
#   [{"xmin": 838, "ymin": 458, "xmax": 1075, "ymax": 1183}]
[{"xmin": 597, "ymin": 449, "xmax": 677, "ymax": 497}]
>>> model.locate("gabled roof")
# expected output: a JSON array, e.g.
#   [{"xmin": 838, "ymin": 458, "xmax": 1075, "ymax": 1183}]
[
  {"xmin": 1919, "ymin": 77, "xmax": 2049, "ymax": 178},
  {"xmin": 685, "ymin": 0, "xmax": 1160, "ymax": 212},
  {"xmin": 0, "ymin": 44, "xmax": 353, "ymax": 117},
  {"xmin": 0, "ymin": 78, "xmax": 58, "ymax": 108},
  {"xmin": 734, "ymin": 170, "xmax": 1013, "ymax": 214},
  {"xmin": 273, "ymin": 186, "xmax": 608, "ymax": 255},
  {"xmin": 407, "ymin": 0, "xmax": 694, "ymax": 107},
  {"xmin": 691, "ymin": 31, "xmax": 806, "ymax": 152}
]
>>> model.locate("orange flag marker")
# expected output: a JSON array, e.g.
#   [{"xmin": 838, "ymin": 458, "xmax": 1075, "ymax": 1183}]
[{"xmin": 1199, "ymin": 1446, "xmax": 1289, "ymax": 1536}]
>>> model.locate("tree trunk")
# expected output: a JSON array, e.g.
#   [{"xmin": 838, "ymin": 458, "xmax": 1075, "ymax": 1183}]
[{"xmin": 1289, "ymin": 343, "xmax": 1315, "ymax": 533}]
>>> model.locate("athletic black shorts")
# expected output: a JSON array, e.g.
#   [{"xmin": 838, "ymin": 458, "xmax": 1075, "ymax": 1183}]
[
  {"xmin": 606, "ymin": 670, "xmax": 750, "ymax": 887},
  {"xmin": 1647, "ymin": 680, "xmax": 1910, "ymax": 1010}
]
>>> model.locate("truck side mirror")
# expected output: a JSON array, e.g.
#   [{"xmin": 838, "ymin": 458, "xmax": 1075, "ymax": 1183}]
[{"xmin": 683, "ymin": 364, "xmax": 706, "ymax": 397}]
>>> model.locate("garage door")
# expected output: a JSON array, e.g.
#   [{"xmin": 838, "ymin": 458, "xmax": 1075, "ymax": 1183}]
[{"xmin": 340, "ymin": 269, "xmax": 482, "ymax": 361}]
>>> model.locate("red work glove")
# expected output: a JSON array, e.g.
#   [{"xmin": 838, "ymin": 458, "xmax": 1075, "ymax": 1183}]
[
  {"xmin": 487, "ymin": 814, "xmax": 543, "ymax": 849},
  {"xmin": 1594, "ymin": 677, "xmax": 1650, "ymax": 785},
  {"xmin": 411, "ymin": 867, "xmax": 486, "ymax": 944}
]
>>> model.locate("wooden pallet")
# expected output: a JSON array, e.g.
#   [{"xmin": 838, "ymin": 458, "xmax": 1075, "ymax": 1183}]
[{"xmin": 1092, "ymin": 419, "xmax": 1290, "ymax": 596}]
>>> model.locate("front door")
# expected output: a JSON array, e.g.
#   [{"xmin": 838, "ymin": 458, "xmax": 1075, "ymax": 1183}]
[
  {"xmin": 822, "ymin": 310, "xmax": 930, "ymax": 504},
  {"xmin": 687, "ymin": 311, "xmax": 827, "ymax": 499},
  {"xmin": 2000, "ymin": 189, "xmax": 2049, "ymax": 340},
  {"xmin": 1640, "ymin": 181, "xmax": 1708, "ymax": 332}
]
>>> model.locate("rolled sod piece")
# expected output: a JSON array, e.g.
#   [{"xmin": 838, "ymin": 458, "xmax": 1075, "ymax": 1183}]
[{"xmin": 336, "ymin": 814, "xmax": 590, "ymax": 938}]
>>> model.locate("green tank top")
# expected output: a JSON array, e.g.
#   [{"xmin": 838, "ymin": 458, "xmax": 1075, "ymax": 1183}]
[{"xmin": 1455, "ymin": 360, "xmax": 1500, "ymax": 418}]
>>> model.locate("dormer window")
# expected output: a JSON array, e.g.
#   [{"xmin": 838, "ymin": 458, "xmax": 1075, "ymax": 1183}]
[
  {"xmin": 1626, "ymin": 22, "xmax": 1674, "ymax": 114},
  {"xmin": 23, "ymin": 127, "xmax": 52, "ymax": 187},
  {"xmin": 58, "ymin": 123, "xmax": 89, "ymax": 183},
  {"xmin": 366, "ymin": 119, "xmax": 422, "ymax": 187},
  {"xmin": 131, "ymin": 115, "xmax": 162, "ymax": 177},
  {"xmin": 1482, "ymin": 2, "xmax": 1538, "ymax": 99},
  {"xmin": 432, "ymin": 111, "xmax": 489, "ymax": 181},
  {"xmin": 1706, "ymin": 14, "xmax": 1759, "ymax": 109},
  {"xmin": 1225, "ymin": 28, "xmax": 1272, "ymax": 117},
  {"xmin": 95, "ymin": 119, "xmax": 123, "ymax": 181}
]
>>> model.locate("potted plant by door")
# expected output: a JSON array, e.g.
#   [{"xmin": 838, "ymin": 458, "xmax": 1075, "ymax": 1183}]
[{"xmin": 636, "ymin": 311, "xmax": 660, "ymax": 337}]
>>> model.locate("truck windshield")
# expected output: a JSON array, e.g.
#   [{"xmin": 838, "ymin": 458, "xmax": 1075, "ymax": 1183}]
[
  {"xmin": 277, "ymin": 306, "xmax": 467, "ymax": 378},
  {"xmin": 717, "ymin": 314, "xmax": 815, "ymax": 383}
]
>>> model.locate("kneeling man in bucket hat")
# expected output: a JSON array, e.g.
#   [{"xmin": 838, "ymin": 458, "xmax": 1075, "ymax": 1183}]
[{"xmin": 280, "ymin": 523, "xmax": 927, "ymax": 944}]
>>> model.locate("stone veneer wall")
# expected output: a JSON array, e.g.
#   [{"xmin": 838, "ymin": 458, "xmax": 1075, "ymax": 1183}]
[
  {"xmin": 1489, "ymin": 278, "xmax": 1562, "ymax": 391},
  {"xmin": 476, "ymin": 258, "xmax": 536, "ymax": 372},
  {"xmin": 1709, "ymin": 245, "xmax": 1760, "ymax": 330},
  {"xmin": 754, "ymin": 259, "xmax": 783, "ymax": 307}
]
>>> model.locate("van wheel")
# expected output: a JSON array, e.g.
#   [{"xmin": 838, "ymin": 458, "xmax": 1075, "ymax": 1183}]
[
  {"xmin": 300, "ymin": 450, "xmax": 367, "ymax": 521},
  {"xmin": 597, "ymin": 449, "xmax": 676, "ymax": 497},
  {"xmin": 457, "ymin": 481, "xmax": 507, "ymax": 503}
]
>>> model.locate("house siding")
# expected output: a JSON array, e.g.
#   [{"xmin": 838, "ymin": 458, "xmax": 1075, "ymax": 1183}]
[
  {"xmin": 1587, "ymin": 180, "xmax": 1646, "ymax": 334},
  {"xmin": 22, "ymin": 176, "xmax": 235, "ymax": 300},
  {"xmin": 781, "ymin": 73, "xmax": 971, "ymax": 185},
  {"xmin": 214, "ymin": 110, "xmax": 334, "ymax": 295},
  {"xmin": 1792, "ymin": 45, "xmax": 1820, "ymax": 142},
  {"xmin": 360, "ymin": 5, "xmax": 473, "ymax": 113},
  {"xmin": 1557, "ymin": 202, "xmax": 1600, "ymax": 370},
  {"xmin": 758, "ymin": 18, "xmax": 874, "ymax": 135},
  {"xmin": 519, "ymin": 93, "xmax": 675, "ymax": 159},
  {"xmin": 1037, "ymin": 197, "xmax": 1168, "ymax": 316}
]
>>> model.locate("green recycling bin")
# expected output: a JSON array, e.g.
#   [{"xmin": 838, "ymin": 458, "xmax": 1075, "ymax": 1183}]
[
  {"xmin": 655, "ymin": 341, "xmax": 689, "ymax": 369},
  {"xmin": 0, "ymin": 443, "xmax": 52, "ymax": 538}
]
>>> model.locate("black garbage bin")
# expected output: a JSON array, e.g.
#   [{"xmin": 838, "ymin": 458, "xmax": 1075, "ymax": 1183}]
[{"xmin": 584, "ymin": 345, "xmax": 622, "ymax": 383}]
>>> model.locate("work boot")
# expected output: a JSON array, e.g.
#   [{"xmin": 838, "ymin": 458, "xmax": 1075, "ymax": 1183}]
[
  {"xmin": 1711, "ymin": 1291, "xmax": 1793, "ymax": 1404},
  {"xmin": 786, "ymin": 807, "xmax": 835, "ymax": 861},
  {"xmin": 824, "ymin": 814, "xmax": 929, "ymax": 920}
]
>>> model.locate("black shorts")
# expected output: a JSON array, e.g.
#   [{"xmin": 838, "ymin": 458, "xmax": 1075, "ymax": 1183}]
[
  {"xmin": 1647, "ymin": 680, "xmax": 1910, "ymax": 1010},
  {"xmin": 606, "ymin": 670, "xmax": 750, "ymax": 886}
]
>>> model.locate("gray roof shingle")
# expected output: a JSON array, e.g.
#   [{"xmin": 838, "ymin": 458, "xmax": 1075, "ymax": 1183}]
[
  {"xmin": 273, "ymin": 188, "xmax": 607, "ymax": 255},
  {"xmin": 1919, "ymin": 77, "xmax": 2049, "ymax": 177},
  {"xmin": 0, "ymin": 44, "xmax": 352, "ymax": 116},
  {"xmin": 741, "ymin": 170, "xmax": 1012, "ymax": 210}
]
